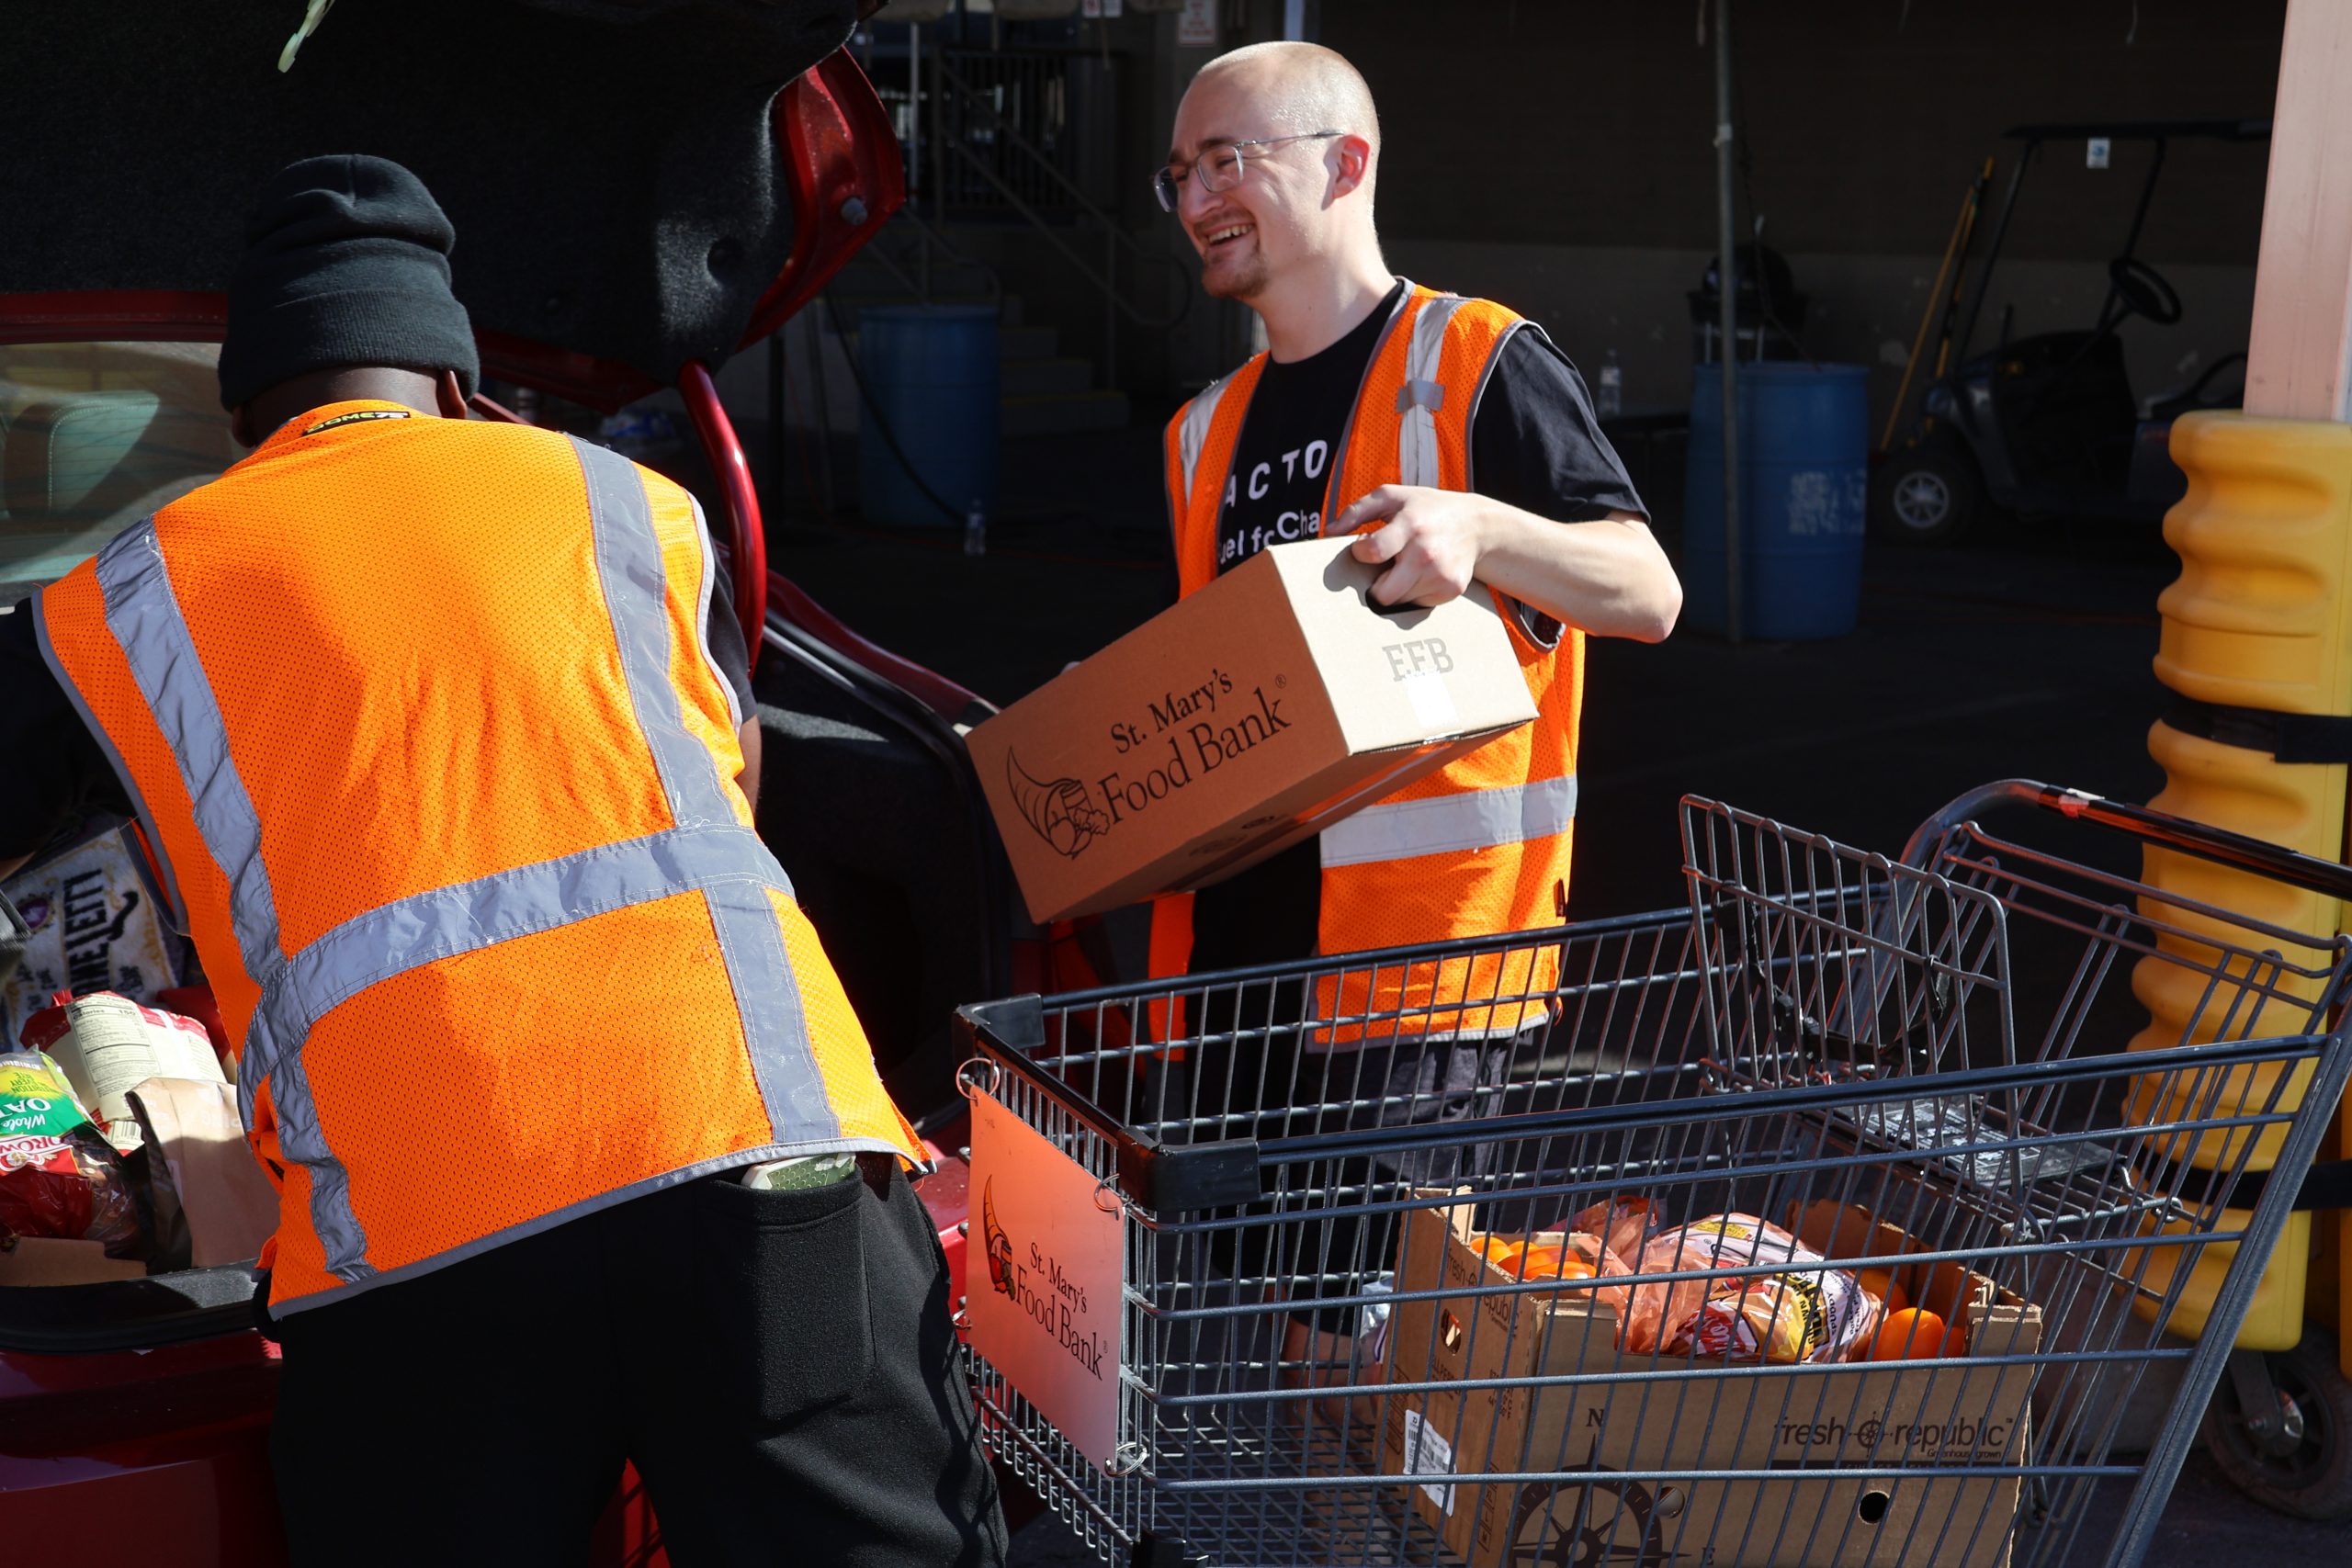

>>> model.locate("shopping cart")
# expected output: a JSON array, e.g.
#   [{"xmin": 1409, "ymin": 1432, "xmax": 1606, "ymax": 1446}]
[{"xmin": 952, "ymin": 782, "xmax": 2352, "ymax": 1568}]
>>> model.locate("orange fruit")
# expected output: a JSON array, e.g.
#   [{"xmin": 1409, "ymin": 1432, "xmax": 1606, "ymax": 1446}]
[
  {"xmin": 1479, "ymin": 1235, "xmax": 1526, "ymax": 1273},
  {"xmin": 1855, "ymin": 1269, "xmax": 1908, "ymax": 1316},
  {"xmin": 1870, "ymin": 1308, "xmax": 1962, "ymax": 1361},
  {"xmin": 1515, "ymin": 1242, "xmax": 1596, "ymax": 1281}
]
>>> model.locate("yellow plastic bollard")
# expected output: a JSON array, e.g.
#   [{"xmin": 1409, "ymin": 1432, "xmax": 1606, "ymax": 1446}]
[{"xmin": 2135, "ymin": 411, "xmax": 2352, "ymax": 1352}]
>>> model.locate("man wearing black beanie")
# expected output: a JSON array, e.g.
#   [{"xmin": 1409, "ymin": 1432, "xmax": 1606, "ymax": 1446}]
[
  {"xmin": 217, "ymin": 152, "xmax": 483, "ymax": 423},
  {"xmin": 7, "ymin": 155, "xmax": 1005, "ymax": 1568}
]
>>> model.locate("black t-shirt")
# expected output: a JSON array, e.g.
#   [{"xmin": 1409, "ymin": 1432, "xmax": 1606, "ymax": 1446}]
[
  {"xmin": 1184, "ymin": 281, "xmax": 1646, "ymax": 976},
  {"xmin": 0, "ymin": 527, "xmax": 756, "ymax": 863}
]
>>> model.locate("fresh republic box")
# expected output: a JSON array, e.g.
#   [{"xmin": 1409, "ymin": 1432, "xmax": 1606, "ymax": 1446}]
[
  {"xmin": 1381, "ymin": 1197, "xmax": 2042, "ymax": 1568},
  {"xmin": 967, "ymin": 537, "xmax": 1539, "ymax": 924}
]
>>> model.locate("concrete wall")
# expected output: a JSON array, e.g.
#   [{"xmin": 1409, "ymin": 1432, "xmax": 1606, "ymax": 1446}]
[
  {"xmin": 1311, "ymin": 0, "xmax": 2282, "ymax": 429},
  {"xmin": 1326, "ymin": 0, "xmax": 2281, "ymax": 260},
  {"xmin": 842, "ymin": 2, "xmax": 2286, "ymax": 423},
  {"xmin": 1042, "ymin": 0, "xmax": 2282, "ymax": 423},
  {"xmin": 1383, "ymin": 239, "xmax": 2257, "ymax": 433}
]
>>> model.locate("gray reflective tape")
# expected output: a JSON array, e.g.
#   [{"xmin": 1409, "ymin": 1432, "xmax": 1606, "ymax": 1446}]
[
  {"xmin": 685, "ymin": 494, "xmax": 743, "ymax": 731},
  {"xmin": 91, "ymin": 522, "xmax": 374, "ymax": 1282},
  {"xmin": 1319, "ymin": 774, "xmax": 1577, "ymax": 869},
  {"xmin": 574, "ymin": 438, "xmax": 733, "ymax": 829},
  {"xmin": 1398, "ymin": 296, "xmax": 1465, "ymax": 488},
  {"xmin": 259, "ymin": 824, "xmax": 778, "ymax": 1047},
  {"xmin": 703, "ymin": 878, "xmax": 837, "ymax": 1138},
  {"xmin": 571, "ymin": 437, "xmax": 837, "ymax": 1145},
  {"xmin": 1178, "ymin": 375, "xmax": 1231, "ymax": 504},
  {"xmin": 95, "ymin": 526, "xmax": 279, "ymax": 987},
  {"xmin": 29, "ymin": 588, "xmax": 191, "ymax": 933},
  {"xmin": 1394, "ymin": 378, "xmax": 1445, "ymax": 414}
]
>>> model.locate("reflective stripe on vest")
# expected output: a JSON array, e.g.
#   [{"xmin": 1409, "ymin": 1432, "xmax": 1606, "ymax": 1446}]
[
  {"xmin": 1159, "ymin": 287, "xmax": 1579, "ymax": 1042},
  {"xmin": 91, "ymin": 437, "xmax": 831, "ymax": 1284},
  {"xmin": 1396, "ymin": 294, "xmax": 1466, "ymax": 488},
  {"xmin": 1319, "ymin": 773, "xmax": 1578, "ymax": 869},
  {"xmin": 1177, "ymin": 371, "xmax": 1234, "ymax": 504},
  {"xmin": 88, "ymin": 521, "xmax": 372, "ymax": 1274}
]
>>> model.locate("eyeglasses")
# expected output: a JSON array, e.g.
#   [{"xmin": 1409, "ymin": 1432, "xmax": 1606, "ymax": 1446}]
[{"xmin": 1153, "ymin": 131, "xmax": 1342, "ymax": 213}]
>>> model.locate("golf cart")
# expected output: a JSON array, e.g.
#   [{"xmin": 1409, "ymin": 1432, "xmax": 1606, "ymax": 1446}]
[{"xmin": 1873, "ymin": 118, "xmax": 2271, "ymax": 545}]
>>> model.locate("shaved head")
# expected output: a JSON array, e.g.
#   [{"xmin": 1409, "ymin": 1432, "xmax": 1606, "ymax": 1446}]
[
  {"xmin": 1194, "ymin": 41, "xmax": 1380, "ymax": 161},
  {"xmin": 1168, "ymin": 41, "xmax": 1394, "ymax": 356}
]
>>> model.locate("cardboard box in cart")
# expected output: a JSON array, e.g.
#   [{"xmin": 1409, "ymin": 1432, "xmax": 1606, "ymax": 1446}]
[
  {"xmin": 967, "ymin": 537, "xmax": 1539, "ymax": 923},
  {"xmin": 1381, "ymin": 1199, "xmax": 2044, "ymax": 1568}
]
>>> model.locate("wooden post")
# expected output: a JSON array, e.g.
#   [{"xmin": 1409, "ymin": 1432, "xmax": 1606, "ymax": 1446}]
[
  {"xmin": 2253, "ymin": 0, "xmax": 2352, "ymax": 1383},
  {"xmin": 2245, "ymin": 0, "xmax": 2352, "ymax": 422}
]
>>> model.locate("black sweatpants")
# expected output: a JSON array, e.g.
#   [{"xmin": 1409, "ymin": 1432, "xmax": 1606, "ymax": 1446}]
[{"xmin": 269, "ymin": 1157, "xmax": 1006, "ymax": 1568}]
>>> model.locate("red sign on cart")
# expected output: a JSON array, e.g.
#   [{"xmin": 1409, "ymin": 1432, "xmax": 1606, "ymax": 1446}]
[{"xmin": 966, "ymin": 1086, "xmax": 1125, "ymax": 1472}]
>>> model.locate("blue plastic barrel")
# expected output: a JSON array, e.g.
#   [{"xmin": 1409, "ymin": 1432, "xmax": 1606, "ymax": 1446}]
[
  {"xmin": 854, "ymin": 304, "xmax": 1001, "ymax": 530},
  {"xmin": 1681, "ymin": 362, "xmax": 1869, "ymax": 639}
]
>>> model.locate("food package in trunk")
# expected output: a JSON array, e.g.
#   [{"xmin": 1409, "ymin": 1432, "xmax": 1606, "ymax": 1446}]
[
  {"xmin": 0, "ymin": 1050, "xmax": 144, "ymax": 1257},
  {"xmin": 19, "ymin": 989, "xmax": 226, "ymax": 1147}
]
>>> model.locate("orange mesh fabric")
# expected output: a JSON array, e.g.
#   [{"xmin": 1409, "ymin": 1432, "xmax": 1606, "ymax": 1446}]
[
  {"xmin": 1163, "ymin": 293, "xmax": 1581, "ymax": 1040},
  {"xmin": 40, "ymin": 400, "xmax": 923, "ymax": 1312},
  {"xmin": 1169, "ymin": 357, "xmax": 1268, "ymax": 600},
  {"xmin": 271, "ymin": 892, "xmax": 771, "ymax": 1301},
  {"xmin": 171, "ymin": 405, "xmax": 673, "ymax": 951}
]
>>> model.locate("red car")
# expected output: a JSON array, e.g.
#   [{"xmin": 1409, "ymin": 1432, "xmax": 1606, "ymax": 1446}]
[{"xmin": 1, "ymin": 6, "xmax": 1069, "ymax": 1558}]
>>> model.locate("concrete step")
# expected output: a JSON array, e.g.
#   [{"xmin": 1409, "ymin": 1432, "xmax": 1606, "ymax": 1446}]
[
  {"xmin": 1001, "ymin": 355, "xmax": 1094, "ymax": 398},
  {"xmin": 1001, "ymin": 389, "xmax": 1130, "ymax": 438},
  {"xmin": 997, "ymin": 323, "xmax": 1060, "ymax": 363}
]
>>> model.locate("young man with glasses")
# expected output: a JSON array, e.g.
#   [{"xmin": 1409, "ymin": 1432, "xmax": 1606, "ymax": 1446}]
[{"xmin": 1145, "ymin": 40, "xmax": 1682, "ymax": 1422}]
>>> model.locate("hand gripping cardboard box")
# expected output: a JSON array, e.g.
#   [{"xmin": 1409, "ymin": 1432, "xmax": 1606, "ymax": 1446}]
[
  {"xmin": 967, "ymin": 537, "xmax": 1540, "ymax": 923},
  {"xmin": 1381, "ymin": 1197, "xmax": 2042, "ymax": 1568}
]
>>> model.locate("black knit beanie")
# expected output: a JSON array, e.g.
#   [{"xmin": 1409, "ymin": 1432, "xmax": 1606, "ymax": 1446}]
[{"xmin": 218, "ymin": 154, "xmax": 481, "ymax": 412}]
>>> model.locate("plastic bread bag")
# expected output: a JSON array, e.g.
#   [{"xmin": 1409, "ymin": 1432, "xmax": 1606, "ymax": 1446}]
[
  {"xmin": 1620, "ymin": 1213, "xmax": 1875, "ymax": 1363},
  {"xmin": 1568, "ymin": 1195, "xmax": 1659, "ymax": 1266},
  {"xmin": 0, "ymin": 1051, "xmax": 145, "ymax": 1257}
]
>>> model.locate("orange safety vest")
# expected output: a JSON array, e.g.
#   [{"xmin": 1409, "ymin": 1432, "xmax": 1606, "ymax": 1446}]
[
  {"xmin": 35, "ymin": 400, "xmax": 922, "ymax": 1314},
  {"xmin": 1159, "ymin": 286, "xmax": 1582, "ymax": 1040}
]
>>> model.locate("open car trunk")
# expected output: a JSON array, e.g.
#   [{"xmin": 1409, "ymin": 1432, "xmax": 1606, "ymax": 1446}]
[
  {"xmin": 1, "ymin": 16, "xmax": 1025, "ymax": 1557},
  {"xmin": 1, "ymin": 0, "xmax": 876, "ymax": 396}
]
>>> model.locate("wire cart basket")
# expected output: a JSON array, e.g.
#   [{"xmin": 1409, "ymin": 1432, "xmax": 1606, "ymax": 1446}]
[{"xmin": 952, "ymin": 782, "xmax": 2352, "ymax": 1568}]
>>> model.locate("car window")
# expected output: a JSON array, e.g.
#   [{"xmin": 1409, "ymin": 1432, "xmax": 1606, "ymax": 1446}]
[{"xmin": 0, "ymin": 342, "xmax": 241, "ymax": 604}]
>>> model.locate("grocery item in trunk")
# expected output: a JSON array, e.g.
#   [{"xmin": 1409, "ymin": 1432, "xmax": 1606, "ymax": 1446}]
[
  {"xmin": 21, "ymin": 990, "xmax": 226, "ymax": 1145},
  {"xmin": 0, "ymin": 1051, "xmax": 144, "ymax": 1257}
]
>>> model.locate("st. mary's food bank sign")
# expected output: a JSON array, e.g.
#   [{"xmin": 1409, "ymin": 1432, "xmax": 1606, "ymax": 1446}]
[{"xmin": 966, "ymin": 1086, "xmax": 1125, "ymax": 1472}]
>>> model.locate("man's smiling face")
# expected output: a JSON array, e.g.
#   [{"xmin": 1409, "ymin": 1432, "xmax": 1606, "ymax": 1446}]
[{"xmin": 1167, "ymin": 68, "xmax": 1327, "ymax": 303}]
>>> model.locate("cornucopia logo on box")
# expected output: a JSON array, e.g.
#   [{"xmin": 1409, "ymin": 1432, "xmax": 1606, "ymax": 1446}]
[{"xmin": 1005, "ymin": 664, "xmax": 1295, "ymax": 860}]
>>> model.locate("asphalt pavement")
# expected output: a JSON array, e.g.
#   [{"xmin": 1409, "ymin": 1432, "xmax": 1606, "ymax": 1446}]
[{"xmin": 763, "ymin": 429, "xmax": 2327, "ymax": 1568}]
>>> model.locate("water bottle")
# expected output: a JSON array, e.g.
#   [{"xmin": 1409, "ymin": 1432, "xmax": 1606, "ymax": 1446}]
[
  {"xmin": 963, "ymin": 501, "xmax": 987, "ymax": 558},
  {"xmin": 1596, "ymin": 350, "xmax": 1624, "ymax": 419}
]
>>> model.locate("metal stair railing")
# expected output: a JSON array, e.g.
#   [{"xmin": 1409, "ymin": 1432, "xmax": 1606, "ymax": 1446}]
[
  {"xmin": 927, "ymin": 46, "xmax": 1190, "ymax": 389},
  {"xmin": 854, "ymin": 203, "xmax": 1007, "ymax": 313}
]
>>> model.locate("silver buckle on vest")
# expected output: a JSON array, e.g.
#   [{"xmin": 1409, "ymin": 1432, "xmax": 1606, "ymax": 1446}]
[{"xmin": 1395, "ymin": 378, "xmax": 1445, "ymax": 414}]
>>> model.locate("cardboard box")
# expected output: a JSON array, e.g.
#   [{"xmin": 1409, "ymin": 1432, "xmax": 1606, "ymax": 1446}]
[
  {"xmin": 0, "ymin": 1235, "xmax": 145, "ymax": 1287},
  {"xmin": 1381, "ymin": 1198, "xmax": 2043, "ymax": 1568},
  {"xmin": 967, "ymin": 538, "xmax": 1539, "ymax": 923}
]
